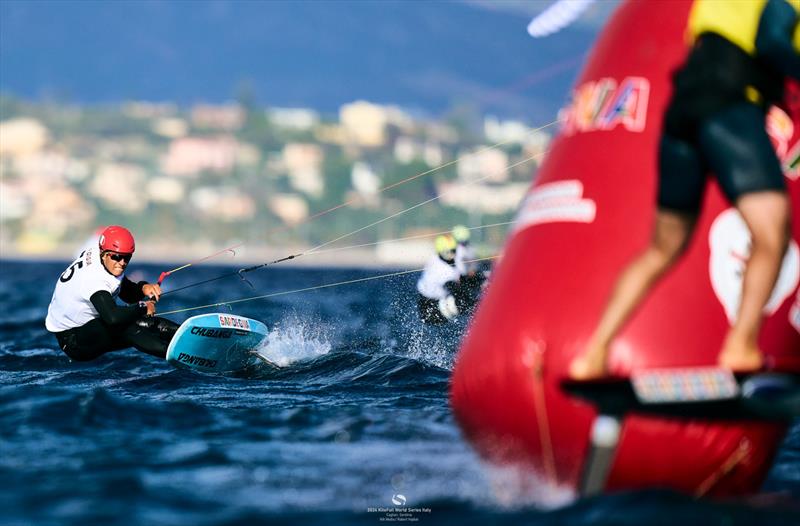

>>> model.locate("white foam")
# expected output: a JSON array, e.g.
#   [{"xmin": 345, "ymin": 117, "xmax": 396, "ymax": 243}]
[
  {"xmin": 253, "ymin": 314, "xmax": 332, "ymax": 367},
  {"xmin": 482, "ymin": 462, "xmax": 576, "ymax": 510}
]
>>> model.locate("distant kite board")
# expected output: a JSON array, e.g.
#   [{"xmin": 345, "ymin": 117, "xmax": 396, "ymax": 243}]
[{"xmin": 166, "ymin": 313, "xmax": 274, "ymax": 373}]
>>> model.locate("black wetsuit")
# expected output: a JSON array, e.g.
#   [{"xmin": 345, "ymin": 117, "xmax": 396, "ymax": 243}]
[
  {"xmin": 659, "ymin": 0, "xmax": 798, "ymax": 213},
  {"xmin": 54, "ymin": 278, "xmax": 178, "ymax": 361},
  {"xmin": 417, "ymin": 281, "xmax": 459, "ymax": 325}
]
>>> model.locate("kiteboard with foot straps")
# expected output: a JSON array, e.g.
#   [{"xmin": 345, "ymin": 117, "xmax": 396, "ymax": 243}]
[{"xmin": 166, "ymin": 313, "xmax": 276, "ymax": 373}]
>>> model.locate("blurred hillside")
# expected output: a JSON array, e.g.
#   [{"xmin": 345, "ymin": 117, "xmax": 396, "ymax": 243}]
[{"xmin": 0, "ymin": 95, "xmax": 551, "ymax": 264}]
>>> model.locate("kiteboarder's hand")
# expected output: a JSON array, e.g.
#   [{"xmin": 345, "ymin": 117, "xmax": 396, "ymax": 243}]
[
  {"xmin": 142, "ymin": 300, "xmax": 157, "ymax": 316},
  {"xmin": 142, "ymin": 283, "xmax": 162, "ymax": 301}
]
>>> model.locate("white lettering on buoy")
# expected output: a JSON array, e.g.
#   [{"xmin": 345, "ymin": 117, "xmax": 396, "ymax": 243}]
[{"xmin": 512, "ymin": 180, "xmax": 596, "ymax": 236}]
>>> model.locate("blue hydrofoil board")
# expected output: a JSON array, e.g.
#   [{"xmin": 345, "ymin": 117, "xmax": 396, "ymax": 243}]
[{"xmin": 166, "ymin": 313, "xmax": 275, "ymax": 373}]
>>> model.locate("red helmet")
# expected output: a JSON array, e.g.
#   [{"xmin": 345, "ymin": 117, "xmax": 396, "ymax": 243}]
[{"xmin": 98, "ymin": 225, "xmax": 135, "ymax": 254}]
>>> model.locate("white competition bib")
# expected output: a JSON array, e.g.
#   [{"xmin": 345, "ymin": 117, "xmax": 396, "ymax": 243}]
[{"xmin": 45, "ymin": 247, "xmax": 124, "ymax": 332}]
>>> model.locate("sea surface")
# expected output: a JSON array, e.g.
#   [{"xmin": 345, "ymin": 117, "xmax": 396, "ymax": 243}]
[{"xmin": 1, "ymin": 260, "xmax": 798, "ymax": 526}]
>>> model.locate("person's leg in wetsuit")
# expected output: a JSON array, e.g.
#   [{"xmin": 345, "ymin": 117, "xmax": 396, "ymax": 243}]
[
  {"xmin": 122, "ymin": 316, "xmax": 179, "ymax": 359},
  {"xmin": 55, "ymin": 318, "xmax": 130, "ymax": 361},
  {"xmin": 569, "ymin": 134, "xmax": 703, "ymax": 379},
  {"xmin": 698, "ymin": 103, "xmax": 791, "ymax": 370},
  {"xmin": 56, "ymin": 316, "xmax": 178, "ymax": 361}
]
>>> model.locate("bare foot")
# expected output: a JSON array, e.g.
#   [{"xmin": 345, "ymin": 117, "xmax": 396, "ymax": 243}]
[
  {"xmin": 718, "ymin": 333, "xmax": 764, "ymax": 372},
  {"xmin": 568, "ymin": 344, "xmax": 610, "ymax": 380}
]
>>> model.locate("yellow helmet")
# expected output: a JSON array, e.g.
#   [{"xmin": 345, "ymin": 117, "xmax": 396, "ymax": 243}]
[
  {"xmin": 452, "ymin": 225, "xmax": 470, "ymax": 243},
  {"xmin": 435, "ymin": 234, "xmax": 457, "ymax": 256}
]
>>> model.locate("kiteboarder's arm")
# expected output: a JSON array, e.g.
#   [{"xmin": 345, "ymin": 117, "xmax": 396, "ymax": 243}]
[
  {"xmin": 756, "ymin": 0, "xmax": 800, "ymax": 80},
  {"xmin": 90, "ymin": 290, "xmax": 149, "ymax": 326},
  {"xmin": 118, "ymin": 278, "xmax": 147, "ymax": 303},
  {"xmin": 118, "ymin": 278, "xmax": 162, "ymax": 303}
]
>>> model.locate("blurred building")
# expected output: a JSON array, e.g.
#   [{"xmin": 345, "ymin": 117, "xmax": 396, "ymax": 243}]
[
  {"xmin": 339, "ymin": 101, "xmax": 415, "ymax": 148},
  {"xmin": 283, "ymin": 143, "xmax": 324, "ymax": 197},
  {"xmin": 12, "ymin": 151, "xmax": 77, "ymax": 184},
  {"xmin": 0, "ymin": 118, "xmax": 49, "ymax": 157},
  {"xmin": 393, "ymin": 136, "xmax": 443, "ymax": 167},
  {"xmin": 236, "ymin": 143, "xmax": 261, "ymax": 166},
  {"xmin": 340, "ymin": 101, "xmax": 388, "ymax": 147},
  {"xmin": 161, "ymin": 136, "xmax": 239, "ymax": 177},
  {"xmin": 456, "ymin": 147, "xmax": 509, "ymax": 183},
  {"xmin": 189, "ymin": 187, "xmax": 255, "ymax": 222},
  {"xmin": 484, "ymin": 116, "xmax": 532, "ymax": 144},
  {"xmin": 351, "ymin": 161, "xmax": 381, "ymax": 199},
  {"xmin": 268, "ymin": 107, "xmax": 319, "ymax": 131},
  {"xmin": 146, "ymin": 177, "xmax": 186, "ymax": 204},
  {"xmin": 0, "ymin": 180, "xmax": 31, "ymax": 221},
  {"xmin": 314, "ymin": 123, "xmax": 347, "ymax": 145},
  {"xmin": 268, "ymin": 194, "xmax": 309, "ymax": 226},
  {"xmin": 152, "ymin": 117, "xmax": 189, "ymax": 139},
  {"xmin": 437, "ymin": 181, "xmax": 528, "ymax": 214},
  {"xmin": 89, "ymin": 163, "xmax": 148, "ymax": 212},
  {"xmin": 190, "ymin": 103, "xmax": 245, "ymax": 131}
]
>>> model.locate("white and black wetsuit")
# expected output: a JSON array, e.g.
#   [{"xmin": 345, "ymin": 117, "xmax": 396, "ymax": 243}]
[
  {"xmin": 416, "ymin": 255, "xmax": 461, "ymax": 324},
  {"xmin": 45, "ymin": 247, "xmax": 177, "ymax": 361}
]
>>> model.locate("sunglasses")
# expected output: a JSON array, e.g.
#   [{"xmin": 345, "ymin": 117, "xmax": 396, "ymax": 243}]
[{"xmin": 107, "ymin": 252, "xmax": 132, "ymax": 263}]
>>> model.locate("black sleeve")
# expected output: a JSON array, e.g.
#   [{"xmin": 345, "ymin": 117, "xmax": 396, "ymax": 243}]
[
  {"xmin": 90, "ymin": 290, "xmax": 146, "ymax": 326},
  {"xmin": 118, "ymin": 277, "xmax": 146, "ymax": 304},
  {"xmin": 756, "ymin": 0, "xmax": 800, "ymax": 80}
]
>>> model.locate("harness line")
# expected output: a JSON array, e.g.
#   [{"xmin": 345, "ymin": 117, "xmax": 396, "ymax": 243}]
[
  {"xmin": 158, "ymin": 255, "xmax": 499, "ymax": 316},
  {"xmin": 307, "ymin": 221, "xmax": 514, "ymax": 256},
  {"xmin": 157, "ymin": 243, "xmax": 243, "ymax": 285},
  {"xmin": 161, "ymin": 253, "xmax": 302, "ymax": 297}
]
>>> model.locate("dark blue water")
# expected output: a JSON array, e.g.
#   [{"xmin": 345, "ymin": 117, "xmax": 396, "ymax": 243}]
[{"xmin": 1, "ymin": 260, "xmax": 798, "ymax": 525}]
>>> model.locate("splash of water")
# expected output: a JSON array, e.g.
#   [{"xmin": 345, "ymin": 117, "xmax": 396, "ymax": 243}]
[
  {"xmin": 405, "ymin": 324, "xmax": 456, "ymax": 370},
  {"xmin": 390, "ymin": 294, "xmax": 463, "ymax": 370},
  {"xmin": 483, "ymin": 462, "xmax": 576, "ymax": 510},
  {"xmin": 253, "ymin": 314, "xmax": 332, "ymax": 367}
]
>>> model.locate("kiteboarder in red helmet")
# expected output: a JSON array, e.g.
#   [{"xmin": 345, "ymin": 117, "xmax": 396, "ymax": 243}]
[
  {"xmin": 45, "ymin": 225, "xmax": 178, "ymax": 361},
  {"xmin": 571, "ymin": 0, "xmax": 799, "ymax": 379}
]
